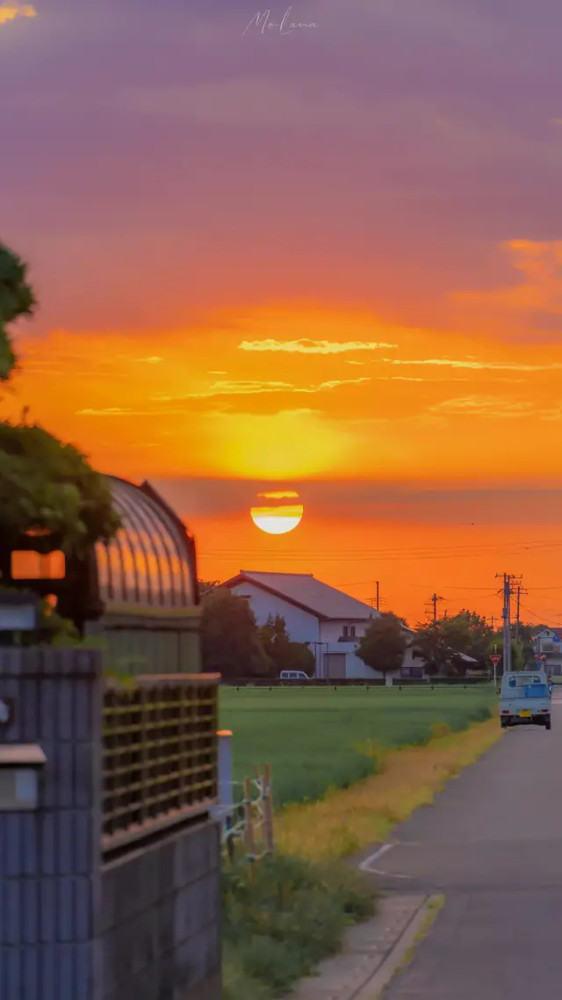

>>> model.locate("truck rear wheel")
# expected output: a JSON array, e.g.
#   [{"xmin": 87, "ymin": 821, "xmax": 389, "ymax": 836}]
[{"xmin": 545, "ymin": 717, "xmax": 551, "ymax": 731}]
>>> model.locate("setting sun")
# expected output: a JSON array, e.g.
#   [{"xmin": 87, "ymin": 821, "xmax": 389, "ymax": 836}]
[{"xmin": 250, "ymin": 490, "xmax": 304, "ymax": 535}]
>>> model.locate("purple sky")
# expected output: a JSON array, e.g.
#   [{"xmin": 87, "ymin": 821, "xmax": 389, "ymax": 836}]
[{"xmin": 2, "ymin": 0, "xmax": 562, "ymax": 337}]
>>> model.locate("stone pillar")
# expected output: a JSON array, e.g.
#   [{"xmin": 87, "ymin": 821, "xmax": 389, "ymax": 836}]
[{"xmin": 0, "ymin": 647, "xmax": 103, "ymax": 1000}]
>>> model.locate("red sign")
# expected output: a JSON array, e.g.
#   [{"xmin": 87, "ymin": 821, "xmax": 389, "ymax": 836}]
[{"xmin": 491, "ymin": 654, "xmax": 501, "ymax": 666}]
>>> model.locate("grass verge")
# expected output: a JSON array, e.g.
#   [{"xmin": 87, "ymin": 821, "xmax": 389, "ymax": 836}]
[
  {"xmin": 222, "ymin": 853, "xmax": 376, "ymax": 1000},
  {"xmin": 275, "ymin": 717, "xmax": 501, "ymax": 861}
]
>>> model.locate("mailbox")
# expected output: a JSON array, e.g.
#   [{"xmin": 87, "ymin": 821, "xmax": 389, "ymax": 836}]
[
  {"xmin": 0, "ymin": 591, "xmax": 40, "ymax": 634},
  {"xmin": 0, "ymin": 744, "xmax": 46, "ymax": 811}
]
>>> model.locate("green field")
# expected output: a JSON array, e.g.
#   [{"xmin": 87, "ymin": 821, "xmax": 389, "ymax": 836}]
[{"xmin": 220, "ymin": 686, "xmax": 496, "ymax": 807}]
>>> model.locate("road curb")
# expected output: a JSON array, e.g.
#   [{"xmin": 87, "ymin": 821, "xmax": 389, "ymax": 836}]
[{"xmin": 351, "ymin": 894, "xmax": 443, "ymax": 999}]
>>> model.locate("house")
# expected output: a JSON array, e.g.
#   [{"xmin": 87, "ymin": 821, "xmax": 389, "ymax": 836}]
[
  {"xmin": 222, "ymin": 570, "xmax": 423, "ymax": 681},
  {"xmin": 532, "ymin": 628, "xmax": 562, "ymax": 675}
]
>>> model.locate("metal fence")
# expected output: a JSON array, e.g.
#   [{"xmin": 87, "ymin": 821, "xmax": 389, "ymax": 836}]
[{"xmin": 102, "ymin": 673, "xmax": 219, "ymax": 854}]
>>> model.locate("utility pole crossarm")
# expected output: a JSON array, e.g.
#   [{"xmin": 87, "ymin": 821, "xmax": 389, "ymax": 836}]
[{"xmin": 430, "ymin": 593, "xmax": 445, "ymax": 622}]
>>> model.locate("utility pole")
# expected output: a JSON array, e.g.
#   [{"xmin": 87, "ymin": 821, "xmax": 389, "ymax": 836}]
[
  {"xmin": 495, "ymin": 573, "xmax": 511, "ymax": 674},
  {"xmin": 495, "ymin": 573, "xmax": 522, "ymax": 674},
  {"xmin": 376, "ymin": 581, "xmax": 380, "ymax": 612},
  {"xmin": 431, "ymin": 593, "xmax": 444, "ymax": 622},
  {"xmin": 514, "ymin": 584, "xmax": 527, "ymax": 643}
]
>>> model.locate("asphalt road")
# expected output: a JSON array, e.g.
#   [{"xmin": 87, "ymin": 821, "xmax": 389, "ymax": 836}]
[{"xmin": 363, "ymin": 699, "xmax": 562, "ymax": 1000}]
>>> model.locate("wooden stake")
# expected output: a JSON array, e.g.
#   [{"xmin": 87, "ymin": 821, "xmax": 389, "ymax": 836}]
[
  {"xmin": 243, "ymin": 777, "xmax": 256, "ymax": 880},
  {"xmin": 264, "ymin": 762, "xmax": 274, "ymax": 855}
]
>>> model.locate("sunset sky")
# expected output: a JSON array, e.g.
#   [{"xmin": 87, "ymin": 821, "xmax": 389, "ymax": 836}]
[{"xmin": 2, "ymin": 0, "xmax": 562, "ymax": 625}]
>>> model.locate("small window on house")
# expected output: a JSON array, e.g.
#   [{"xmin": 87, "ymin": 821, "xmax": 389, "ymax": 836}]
[
  {"xmin": 11, "ymin": 550, "xmax": 66, "ymax": 580},
  {"xmin": 349, "ymin": 625, "xmax": 356, "ymax": 638}
]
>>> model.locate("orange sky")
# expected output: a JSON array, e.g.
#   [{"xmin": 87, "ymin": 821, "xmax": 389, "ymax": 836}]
[
  {"xmin": 4, "ymin": 0, "xmax": 562, "ymax": 628},
  {"xmin": 5, "ymin": 238, "xmax": 562, "ymax": 626},
  {"xmin": 7, "ymin": 240, "xmax": 562, "ymax": 484}
]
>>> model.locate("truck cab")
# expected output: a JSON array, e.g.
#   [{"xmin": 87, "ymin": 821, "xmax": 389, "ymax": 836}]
[{"xmin": 500, "ymin": 670, "xmax": 551, "ymax": 730}]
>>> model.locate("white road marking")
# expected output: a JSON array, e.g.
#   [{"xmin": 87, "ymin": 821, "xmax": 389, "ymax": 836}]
[
  {"xmin": 359, "ymin": 843, "xmax": 393, "ymax": 871},
  {"xmin": 359, "ymin": 842, "xmax": 414, "ymax": 879}
]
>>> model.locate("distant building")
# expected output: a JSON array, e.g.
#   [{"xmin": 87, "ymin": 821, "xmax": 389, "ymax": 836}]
[
  {"xmin": 532, "ymin": 628, "xmax": 562, "ymax": 675},
  {"xmin": 222, "ymin": 570, "xmax": 424, "ymax": 680}
]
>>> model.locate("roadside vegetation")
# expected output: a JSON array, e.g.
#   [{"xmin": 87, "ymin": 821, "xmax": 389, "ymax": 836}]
[
  {"xmin": 222, "ymin": 853, "xmax": 375, "ymax": 1000},
  {"xmin": 276, "ymin": 717, "xmax": 501, "ymax": 861}
]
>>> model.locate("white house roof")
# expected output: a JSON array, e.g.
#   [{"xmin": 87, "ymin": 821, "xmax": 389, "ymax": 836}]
[
  {"xmin": 225, "ymin": 571, "xmax": 418, "ymax": 636},
  {"xmin": 223, "ymin": 570, "xmax": 383, "ymax": 622}
]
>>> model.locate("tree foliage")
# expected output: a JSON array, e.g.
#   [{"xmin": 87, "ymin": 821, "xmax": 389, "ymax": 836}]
[
  {"xmin": 0, "ymin": 240, "xmax": 119, "ymax": 556},
  {"xmin": 0, "ymin": 423, "xmax": 120, "ymax": 552},
  {"xmin": 490, "ymin": 630, "xmax": 528, "ymax": 672},
  {"xmin": 201, "ymin": 588, "xmax": 271, "ymax": 677},
  {"xmin": 415, "ymin": 610, "xmax": 493, "ymax": 676},
  {"xmin": 0, "ymin": 242, "xmax": 35, "ymax": 381},
  {"xmin": 356, "ymin": 612, "xmax": 407, "ymax": 678},
  {"xmin": 258, "ymin": 614, "xmax": 315, "ymax": 676}
]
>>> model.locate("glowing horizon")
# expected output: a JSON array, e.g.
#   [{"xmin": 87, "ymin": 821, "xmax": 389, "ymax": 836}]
[{"xmin": 3, "ymin": 0, "xmax": 562, "ymax": 621}]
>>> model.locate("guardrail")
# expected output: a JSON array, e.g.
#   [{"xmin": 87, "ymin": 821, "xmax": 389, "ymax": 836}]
[{"xmin": 102, "ymin": 673, "xmax": 219, "ymax": 855}]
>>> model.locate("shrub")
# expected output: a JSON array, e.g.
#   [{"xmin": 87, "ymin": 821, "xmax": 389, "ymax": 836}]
[{"xmin": 222, "ymin": 853, "xmax": 376, "ymax": 999}]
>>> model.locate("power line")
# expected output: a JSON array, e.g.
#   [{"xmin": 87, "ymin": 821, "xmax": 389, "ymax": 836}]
[{"xmin": 200, "ymin": 536, "xmax": 562, "ymax": 562}]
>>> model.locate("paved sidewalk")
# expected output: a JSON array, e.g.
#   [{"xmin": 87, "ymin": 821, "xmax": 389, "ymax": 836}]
[{"xmin": 291, "ymin": 894, "xmax": 429, "ymax": 1000}]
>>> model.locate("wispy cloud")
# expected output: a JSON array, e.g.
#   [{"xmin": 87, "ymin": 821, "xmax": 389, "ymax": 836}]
[
  {"xmin": 431, "ymin": 396, "xmax": 532, "ymax": 418},
  {"xmin": 76, "ymin": 406, "xmax": 181, "ymax": 417},
  {"xmin": 153, "ymin": 376, "xmax": 372, "ymax": 402},
  {"xmin": 78, "ymin": 407, "xmax": 135, "ymax": 416},
  {"xmin": 0, "ymin": 2, "xmax": 36, "ymax": 25},
  {"xmin": 258, "ymin": 490, "xmax": 300, "ymax": 499},
  {"xmin": 430, "ymin": 396, "xmax": 562, "ymax": 420},
  {"xmin": 239, "ymin": 338, "xmax": 398, "ymax": 354},
  {"xmin": 453, "ymin": 241, "xmax": 562, "ymax": 336},
  {"xmin": 385, "ymin": 357, "xmax": 562, "ymax": 372}
]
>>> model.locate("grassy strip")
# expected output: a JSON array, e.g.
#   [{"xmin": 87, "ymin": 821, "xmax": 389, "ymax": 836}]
[
  {"xmin": 222, "ymin": 853, "xmax": 376, "ymax": 1000},
  {"xmin": 276, "ymin": 718, "xmax": 501, "ymax": 861}
]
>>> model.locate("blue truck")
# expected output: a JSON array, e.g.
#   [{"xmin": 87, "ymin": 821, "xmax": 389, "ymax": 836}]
[{"xmin": 500, "ymin": 670, "xmax": 551, "ymax": 730}]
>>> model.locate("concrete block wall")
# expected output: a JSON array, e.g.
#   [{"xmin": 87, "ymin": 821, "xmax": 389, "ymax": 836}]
[
  {"xmin": 0, "ymin": 648, "xmax": 222, "ymax": 1000},
  {"xmin": 99, "ymin": 819, "xmax": 221, "ymax": 1000},
  {"xmin": 0, "ymin": 647, "xmax": 102, "ymax": 1000}
]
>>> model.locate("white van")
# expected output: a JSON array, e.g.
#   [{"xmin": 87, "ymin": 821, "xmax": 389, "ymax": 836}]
[{"xmin": 279, "ymin": 670, "xmax": 310, "ymax": 682}]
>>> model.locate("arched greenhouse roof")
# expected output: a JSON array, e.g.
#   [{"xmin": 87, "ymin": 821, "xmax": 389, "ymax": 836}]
[{"xmin": 95, "ymin": 476, "xmax": 197, "ymax": 610}]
